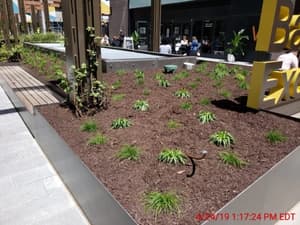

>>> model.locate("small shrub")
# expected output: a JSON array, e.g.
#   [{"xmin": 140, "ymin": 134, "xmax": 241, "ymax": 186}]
[
  {"xmin": 266, "ymin": 130, "xmax": 286, "ymax": 144},
  {"xmin": 199, "ymin": 97, "xmax": 211, "ymax": 106},
  {"xmin": 238, "ymin": 80, "xmax": 249, "ymax": 90},
  {"xmin": 112, "ymin": 94, "xmax": 125, "ymax": 101},
  {"xmin": 155, "ymin": 72, "xmax": 165, "ymax": 80},
  {"xmin": 219, "ymin": 89, "xmax": 232, "ymax": 99},
  {"xmin": 88, "ymin": 133, "xmax": 107, "ymax": 145},
  {"xmin": 210, "ymin": 131, "xmax": 235, "ymax": 147},
  {"xmin": 111, "ymin": 118, "xmax": 131, "ymax": 129},
  {"xmin": 133, "ymin": 100, "xmax": 149, "ymax": 111},
  {"xmin": 80, "ymin": 121, "xmax": 97, "ymax": 132},
  {"xmin": 173, "ymin": 71, "xmax": 189, "ymax": 80},
  {"xmin": 197, "ymin": 111, "xmax": 216, "ymax": 123},
  {"xmin": 175, "ymin": 89, "xmax": 191, "ymax": 98},
  {"xmin": 144, "ymin": 191, "xmax": 180, "ymax": 215},
  {"xmin": 158, "ymin": 148, "xmax": 186, "ymax": 164},
  {"xmin": 209, "ymin": 63, "xmax": 229, "ymax": 80},
  {"xmin": 111, "ymin": 79, "xmax": 121, "ymax": 90},
  {"xmin": 180, "ymin": 102, "xmax": 192, "ymax": 110},
  {"xmin": 195, "ymin": 62, "xmax": 208, "ymax": 73},
  {"xmin": 134, "ymin": 69, "xmax": 145, "ymax": 85},
  {"xmin": 117, "ymin": 145, "xmax": 140, "ymax": 161},
  {"xmin": 116, "ymin": 69, "xmax": 126, "ymax": 76},
  {"xmin": 158, "ymin": 78, "xmax": 170, "ymax": 87},
  {"xmin": 167, "ymin": 120, "xmax": 181, "ymax": 129},
  {"xmin": 218, "ymin": 151, "xmax": 247, "ymax": 168}
]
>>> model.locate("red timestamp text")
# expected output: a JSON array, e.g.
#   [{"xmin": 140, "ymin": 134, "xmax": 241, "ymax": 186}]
[{"xmin": 195, "ymin": 212, "xmax": 296, "ymax": 222}]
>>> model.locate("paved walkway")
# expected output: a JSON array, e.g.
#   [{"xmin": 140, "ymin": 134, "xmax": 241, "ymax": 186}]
[{"xmin": 0, "ymin": 85, "xmax": 90, "ymax": 225}]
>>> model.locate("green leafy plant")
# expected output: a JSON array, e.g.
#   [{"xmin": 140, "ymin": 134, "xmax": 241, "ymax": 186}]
[
  {"xmin": 80, "ymin": 120, "xmax": 97, "ymax": 132},
  {"xmin": 210, "ymin": 131, "xmax": 235, "ymax": 147},
  {"xmin": 219, "ymin": 89, "xmax": 232, "ymax": 99},
  {"xmin": 226, "ymin": 29, "xmax": 249, "ymax": 56},
  {"xmin": 199, "ymin": 97, "xmax": 211, "ymax": 106},
  {"xmin": 111, "ymin": 118, "xmax": 131, "ymax": 129},
  {"xmin": 88, "ymin": 133, "xmax": 107, "ymax": 145},
  {"xmin": 238, "ymin": 80, "xmax": 249, "ymax": 90},
  {"xmin": 188, "ymin": 81, "xmax": 199, "ymax": 89},
  {"xmin": 144, "ymin": 191, "xmax": 180, "ymax": 216},
  {"xmin": 167, "ymin": 120, "xmax": 181, "ymax": 129},
  {"xmin": 172, "ymin": 71, "xmax": 189, "ymax": 80},
  {"xmin": 155, "ymin": 73, "xmax": 165, "ymax": 80},
  {"xmin": 180, "ymin": 102, "xmax": 192, "ymax": 110},
  {"xmin": 266, "ymin": 130, "xmax": 286, "ymax": 144},
  {"xmin": 213, "ymin": 80, "xmax": 223, "ymax": 88},
  {"xmin": 209, "ymin": 63, "xmax": 229, "ymax": 80},
  {"xmin": 134, "ymin": 69, "xmax": 145, "ymax": 85},
  {"xmin": 218, "ymin": 151, "xmax": 247, "ymax": 168},
  {"xmin": 175, "ymin": 89, "xmax": 191, "ymax": 98},
  {"xmin": 133, "ymin": 100, "xmax": 149, "ymax": 111},
  {"xmin": 116, "ymin": 69, "xmax": 127, "ymax": 76},
  {"xmin": 158, "ymin": 148, "xmax": 187, "ymax": 164},
  {"xmin": 111, "ymin": 79, "xmax": 121, "ymax": 90},
  {"xmin": 112, "ymin": 94, "xmax": 125, "ymax": 101},
  {"xmin": 197, "ymin": 111, "xmax": 216, "ymax": 124},
  {"xmin": 117, "ymin": 145, "xmax": 140, "ymax": 161},
  {"xmin": 195, "ymin": 62, "xmax": 208, "ymax": 73},
  {"xmin": 131, "ymin": 30, "xmax": 140, "ymax": 49},
  {"xmin": 158, "ymin": 78, "xmax": 170, "ymax": 88}
]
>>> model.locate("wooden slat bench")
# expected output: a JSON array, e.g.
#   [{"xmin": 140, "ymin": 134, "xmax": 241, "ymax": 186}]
[{"xmin": 0, "ymin": 66, "xmax": 59, "ymax": 113}]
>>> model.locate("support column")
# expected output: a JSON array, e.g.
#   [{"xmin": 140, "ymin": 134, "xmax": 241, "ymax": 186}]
[
  {"xmin": 0, "ymin": 0, "xmax": 11, "ymax": 46},
  {"xmin": 31, "ymin": 5, "xmax": 37, "ymax": 32},
  {"xmin": 18, "ymin": 0, "xmax": 28, "ymax": 33},
  {"xmin": 62, "ymin": 0, "xmax": 102, "ymax": 81},
  {"xmin": 151, "ymin": 0, "xmax": 161, "ymax": 52},
  {"xmin": 43, "ymin": 0, "xmax": 50, "ymax": 32},
  {"xmin": 6, "ymin": 0, "xmax": 18, "ymax": 42}
]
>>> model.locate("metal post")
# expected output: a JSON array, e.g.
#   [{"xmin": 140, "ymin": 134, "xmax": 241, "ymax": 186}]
[
  {"xmin": 6, "ymin": 0, "xmax": 18, "ymax": 42},
  {"xmin": 43, "ymin": 0, "xmax": 50, "ymax": 32},
  {"xmin": 151, "ymin": 0, "xmax": 161, "ymax": 52},
  {"xmin": 18, "ymin": 0, "xmax": 28, "ymax": 33}
]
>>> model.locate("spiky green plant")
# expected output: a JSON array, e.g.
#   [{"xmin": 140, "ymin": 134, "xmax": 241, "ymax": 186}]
[
  {"xmin": 210, "ymin": 131, "xmax": 235, "ymax": 147},
  {"xmin": 80, "ymin": 121, "xmax": 97, "ymax": 132},
  {"xmin": 112, "ymin": 94, "xmax": 125, "ymax": 101},
  {"xmin": 174, "ymin": 89, "xmax": 191, "ymax": 98},
  {"xmin": 219, "ymin": 89, "xmax": 232, "ymax": 99},
  {"xmin": 134, "ymin": 69, "xmax": 145, "ymax": 85},
  {"xmin": 167, "ymin": 120, "xmax": 181, "ymax": 129},
  {"xmin": 116, "ymin": 69, "xmax": 126, "ymax": 76},
  {"xmin": 180, "ymin": 102, "xmax": 192, "ymax": 110},
  {"xmin": 266, "ymin": 130, "xmax": 286, "ymax": 144},
  {"xmin": 88, "ymin": 133, "xmax": 107, "ymax": 145},
  {"xmin": 172, "ymin": 71, "xmax": 190, "ymax": 80},
  {"xmin": 133, "ymin": 100, "xmax": 149, "ymax": 111},
  {"xmin": 111, "ymin": 118, "xmax": 131, "ymax": 129},
  {"xmin": 158, "ymin": 78, "xmax": 170, "ymax": 87},
  {"xmin": 218, "ymin": 151, "xmax": 247, "ymax": 168},
  {"xmin": 209, "ymin": 63, "xmax": 229, "ymax": 80},
  {"xmin": 111, "ymin": 79, "xmax": 121, "ymax": 90},
  {"xmin": 187, "ymin": 81, "xmax": 199, "ymax": 89},
  {"xmin": 158, "ymin": 148, "xmax": 187, "ymax": 164},
  {"xmin": 143, "ymin": 88, "xmax": 150, "ymax": 96},
  {"xmin": 144, "ymin": 191, "xmax": 180, "ymax": 215},
  {"xmin": 117, "ymin": 145, "xmax": 140, "ymax": 161},
  {"xmin": 197, "ymin": 111, "xmax": 216, "ymax": 124},
  {"xmin": 195, "ymin": 62, "xmax": 208, "ymax": 73}
]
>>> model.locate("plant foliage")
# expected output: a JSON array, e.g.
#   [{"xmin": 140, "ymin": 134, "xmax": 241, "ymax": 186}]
[
  {"xmin": 158, "ymin": 148, "xmax": 187, "ymax": 164},
  {"xmin": 197, "ymin": 111, "xmax": 216, "ymax": 123},
  {"xmin": 111, "ymin": 118, "xmax": 131, "ymax": 129},
  {"xmin": 117, "ymin": 145, "xmax": 140, "ymax": 161},
  {"xmin": 80, "ymin": 120, "xmax": 97, "ymax": 132},
  {"xmin": 88, "ymin": 133, "xmax": 107, "ymax": 145},
  {"xmin": 218, "ymin": 151, "xmax": 247, "ymax": 168},
  {"xmin": 133, "ymin": 100, "xmax": 150, "ymax": 111},
  {"xmin": 210, "ymin": 131, "xmax": 235, "ymax": 147},
  {"xmin": 175, "ymin": 89, "xmax": 191, "ymax": 98},
  {"xmin": 266, "ymin": 130, "xmax": 286, "ymax": 144}
]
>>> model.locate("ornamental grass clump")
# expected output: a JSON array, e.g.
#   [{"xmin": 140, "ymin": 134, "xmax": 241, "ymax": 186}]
[
  {"xmin": 111, "ymin": 118, "xmax": 131, "ymax": 129},
  {"xmin": 175, "ymin": 89, "xmax": 191, "ymax": 98},
  {"xmin": 210, "ymin": 131, "xmax": 235, "ymax": 147},
  {"xmin": 158, "ymin": 148, "xmax": 187, "ymax": 165},
  {"xmin": 180, "ymin": 102, "xmax": 192, "ymax": 110},
  {"xmin": 167, "ymin": 120, "xmax": 181, "ymax": 129},
  {"xmin": 218, "ymin": 151, "xmax": 247, "ymax": 168},
  {"xmin": 133, "ymin": 100, "xmax": 150, "ymax": 111},
  {"xmin": 117, "ymin": 145, "xmax": 140, "ymax": 161},
  {"xmin": 88, "ymin": 133, "xmax": 107, "ymax": 145},
  {"xmin": 197, "ymin": 111, "xmax": 216, "ymax": 124},
  {"xmin": 144, "ymin": 191, "xmax": 180, "ymax": 216},
  {"xmin": 80, "ymin": 120, "xmax": 97, "ymax": 132},
  {"xmin": 266, "ymin": 130, "xmax": 286, "ymax": 144}
]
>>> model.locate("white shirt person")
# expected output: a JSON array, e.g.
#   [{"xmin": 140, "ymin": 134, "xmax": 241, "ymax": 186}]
[{"xmin": 277, "ymin": 51, "xmax": 298, "ymax": 70}]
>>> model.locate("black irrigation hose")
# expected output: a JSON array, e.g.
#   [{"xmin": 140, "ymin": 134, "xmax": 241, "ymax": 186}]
[{"xmin": 186, "ymin": 151, "xmax": 208, "ymax": 178}]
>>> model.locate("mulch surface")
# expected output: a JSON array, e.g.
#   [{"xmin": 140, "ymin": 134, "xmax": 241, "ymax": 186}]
[{"xmin": 32, "ymin": 62, "xmax": 299, "ymax": 225}]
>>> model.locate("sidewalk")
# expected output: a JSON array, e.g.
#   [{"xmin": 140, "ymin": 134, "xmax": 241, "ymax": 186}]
[{"xmin": 0, "ymin": 85, "xmax": 91, "ymax": 225}]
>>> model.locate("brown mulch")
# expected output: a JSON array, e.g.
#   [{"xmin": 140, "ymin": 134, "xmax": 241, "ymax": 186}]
[{"xmin": 29, "ymin": 62, "xmax": 299, "ymax": 225}]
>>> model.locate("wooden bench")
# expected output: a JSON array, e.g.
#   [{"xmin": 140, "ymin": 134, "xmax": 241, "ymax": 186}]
[{"xmin": 0, "ymin": 66, "xmax": 59, "ymax": 114}]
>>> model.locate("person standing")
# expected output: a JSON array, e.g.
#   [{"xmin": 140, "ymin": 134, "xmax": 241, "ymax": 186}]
[{"xmin": 277, "ymin": 50, "xmax": 298, "ymax": 70}]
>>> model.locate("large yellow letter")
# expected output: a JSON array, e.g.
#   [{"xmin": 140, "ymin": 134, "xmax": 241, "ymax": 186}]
[{"xmin": 256, "ymin": 0, "xmax": 294, "ymax": 52}]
